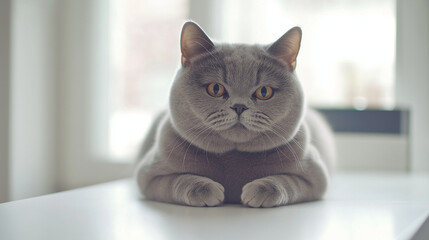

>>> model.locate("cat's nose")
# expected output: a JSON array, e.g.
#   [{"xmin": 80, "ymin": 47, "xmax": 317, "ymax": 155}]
[{"xmin": 230, "ymin": 104, "xmax": 248, "ymax": 115}]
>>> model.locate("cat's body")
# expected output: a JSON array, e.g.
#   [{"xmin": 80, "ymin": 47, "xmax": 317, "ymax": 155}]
[{"xmin": 135, "ymin": 22, "xmax": 336, "ymax": 207}]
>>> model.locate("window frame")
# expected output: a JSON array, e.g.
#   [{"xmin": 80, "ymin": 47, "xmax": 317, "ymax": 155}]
[{"xmin": 395, "ymin": 0, "xmax": 429, "ymax": 172}]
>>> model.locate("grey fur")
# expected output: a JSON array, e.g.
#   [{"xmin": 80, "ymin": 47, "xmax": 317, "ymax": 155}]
[{"xmin": 135, "ymin": 22, "xmax": 336, "ymax": 208}]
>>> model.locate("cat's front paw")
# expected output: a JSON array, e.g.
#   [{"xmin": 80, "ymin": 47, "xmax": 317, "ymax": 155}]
[
  {"xmin": 241, "ymin": 178, "xmax": 288, "ymax": 208},
  {"xmin": 183, "ymin": 178, "xmax": 225, "ymax": 207}
]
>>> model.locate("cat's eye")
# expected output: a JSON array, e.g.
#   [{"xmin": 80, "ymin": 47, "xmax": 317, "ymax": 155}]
[
  {"xmin": 255, "ymin": 86, "xmax": 273, "ymax": 100},
  {"xmin": 207, "ymin": 83, "xmax": 225, "ymax": 97}
]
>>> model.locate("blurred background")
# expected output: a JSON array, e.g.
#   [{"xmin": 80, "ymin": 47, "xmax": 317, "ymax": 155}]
[{"xmin": 0, "ymin": 0, "xmax": 428, "ymax": 203}]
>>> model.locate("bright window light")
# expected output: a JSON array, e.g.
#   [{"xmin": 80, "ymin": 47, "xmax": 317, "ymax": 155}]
[
  {"xmin": 219, "ymin": 0, "xmax": 395, "ymax": 109},
  {"xmin": 108, "ymin": 0, "xmax": 188, "ymax": 160}
]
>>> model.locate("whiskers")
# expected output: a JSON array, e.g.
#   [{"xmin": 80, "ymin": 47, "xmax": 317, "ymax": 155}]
[
  {"xmin": 241, "ymin": 112, "xmax": 272, "ymax": 132},
  {"xmin": 181, "ymin": 125, "xmax": 213, "ymax": 170},
  {"xmin": 269, "ymin": 123, "xmax": 306, "ymax": 173},
  {"xmin": 241, "ymin": 112, "xmax": 305, "ymax": 172},
  {"xmin": 162, "ymin": 121, "xmax": 214, "ymax": 171},
  {"xmin": 205, "ymin": 109, "xmax": 237, "ymax": 130}
]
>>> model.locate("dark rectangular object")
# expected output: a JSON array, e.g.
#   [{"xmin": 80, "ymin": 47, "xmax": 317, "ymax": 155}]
[{"xmin": 315, "ymin": 108, "xmax": 409, "ymax": 135}]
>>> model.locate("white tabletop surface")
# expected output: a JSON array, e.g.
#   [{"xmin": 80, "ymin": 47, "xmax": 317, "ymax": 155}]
[{"xmin": 1, "ymin": 172, "xmax": 429, "ymax": 240}]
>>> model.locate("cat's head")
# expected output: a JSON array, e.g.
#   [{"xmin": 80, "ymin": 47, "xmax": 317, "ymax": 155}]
[{"xmin": 169, "ymin": 21, "xmax": 304, "ymax": 152}]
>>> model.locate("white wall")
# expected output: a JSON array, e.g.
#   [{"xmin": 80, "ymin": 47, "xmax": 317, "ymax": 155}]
[
  {"xmin": 0, "ymin": 0, "xmax": 12, "ymax": 203},
  {"xmin": 10, "ymin": 0, "xmax": 58, "ymax": 200},
  {"xmin": 396, "ymin": 0, "xmax": 429, "ymax": 172}
]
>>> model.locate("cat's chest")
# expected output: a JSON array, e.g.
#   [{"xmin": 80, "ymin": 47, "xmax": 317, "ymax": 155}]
[
  {"xmin": 182, "ymin": 149, "xmax": 288, "ymax": 177},
  {"xmin": 188, "ymin": 149, "xmax": 297, "ymax": 203},
  {"xmin": 168, "ymin": 140, "xmax": 304, "ymax": 203}
]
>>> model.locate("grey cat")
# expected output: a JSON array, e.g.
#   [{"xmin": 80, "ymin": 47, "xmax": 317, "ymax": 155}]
[{"xmin": 135, "ymin": 21, "xmax": 336, "ymax": 208}]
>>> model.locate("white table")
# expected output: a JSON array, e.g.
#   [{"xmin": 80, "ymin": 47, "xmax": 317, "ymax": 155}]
[{"xmin": 1, "ymin": 173, "xmax": 429, "ymax": 240}]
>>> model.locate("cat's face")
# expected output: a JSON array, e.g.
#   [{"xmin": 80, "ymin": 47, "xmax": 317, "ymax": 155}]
[{"xmin": 169, "ymin": 22, "xmax": 304, "ymax": 149}]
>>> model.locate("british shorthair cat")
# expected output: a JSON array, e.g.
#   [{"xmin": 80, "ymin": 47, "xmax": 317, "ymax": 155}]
[{"xmin": 135, "ymin": 21, "xmax": 336, "ymax": 208}]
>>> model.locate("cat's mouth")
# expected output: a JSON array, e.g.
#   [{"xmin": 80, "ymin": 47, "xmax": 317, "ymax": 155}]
[
  {"xmin": 217, "ymin": 121, "xmax": 258, "ymax": 143},
  {"xmin": 232, "ymin": 122, "xmax": 248, "ymax": 130}
]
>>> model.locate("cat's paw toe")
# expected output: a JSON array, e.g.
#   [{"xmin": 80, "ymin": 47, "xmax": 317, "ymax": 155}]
[
  {"xmin": 241, "ymin": 178, "xmax": 288, "ymax": 208},
  {"xmin": 184, "ymin": 179, "xmax": 225, "ymax": 207}
]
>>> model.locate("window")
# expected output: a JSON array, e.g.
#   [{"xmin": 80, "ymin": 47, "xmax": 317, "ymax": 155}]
[{"xmin": 108, "ymin": 0, "xmax": 188, "ymax": 160}]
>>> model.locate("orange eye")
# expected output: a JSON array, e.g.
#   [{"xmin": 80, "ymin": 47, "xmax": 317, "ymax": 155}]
[
  {"xmin": 207, "ymin": 83, "xmax": 225, "ymax": 97},
  {"xmin": 255, "ymin": 86, "xmax": 273, "ymax": 100}
]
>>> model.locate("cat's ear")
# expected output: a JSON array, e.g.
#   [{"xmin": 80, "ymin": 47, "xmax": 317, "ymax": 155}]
[
  {"xmin": 267, "ymin": 27, "xmax": 302, "ymax": 70},
  {"xmin": 180, "ymin": 21, "xmax": 215, "ymax": 66}
]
